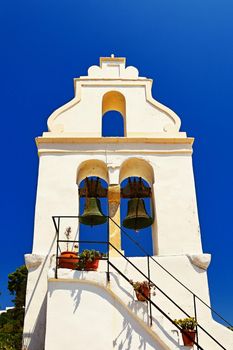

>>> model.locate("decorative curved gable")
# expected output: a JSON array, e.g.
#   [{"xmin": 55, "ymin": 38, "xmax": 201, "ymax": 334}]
[{"xmin": 47, "ymin": 56, "xmax": 183, "ymax": 138}]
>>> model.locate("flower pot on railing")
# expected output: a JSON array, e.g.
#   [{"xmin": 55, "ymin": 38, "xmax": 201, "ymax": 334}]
[
  {"xmin": 58, "ymin": 226, "xmax": 79, "ymax": 269},
  {"xmin": 174, "ymin": 317, "xmax": 197, "ymax": 347},
  {"xmin": 58, "ymin": 251, "xmax": 79, "ymax": 269},
  {"xmin": 130, "ymin": 280, "xmax": 156, "ymax": 302},
  {"xmin": 135, "ymin": 285, "xmax": 150, "ymax": 301},
  {"xmin": 181, "ymin": 329, "xmax": 196, "ymax": 347},
  {"xmin": 76, "ymin": 249, "xmax": 102, "ymax": 271},
  {"xmin": 77, "ymin": 259, "xmax": 99, "ymax": 271}
]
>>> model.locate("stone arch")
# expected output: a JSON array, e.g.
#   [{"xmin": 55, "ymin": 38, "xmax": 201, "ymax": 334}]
[
  {"xmin": 119, "ymin": 158, "xmax": 157, "ymax": 256},
  {"xmin": 77, "ymin": 160, "xmax": 109, "ymax": 253},
  {"xmin": 119, "ymin": 158, "xmax": 154, "ymax": 186},
  {"xmin": 102, "ymin": 91, "xmax": 126, "ymax": 136},
  {"xmin": 77, "ymin": 160, "xmax": 109, "ymax": 185}
]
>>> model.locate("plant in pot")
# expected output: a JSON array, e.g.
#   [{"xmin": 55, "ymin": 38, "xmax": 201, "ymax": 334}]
[
  {"xmin": 58, "ymin": 227, "xmax": 78, "ymax": 269},
  {"xmin": 174, "ymin": 317, "xmax": 197, "ymax": 347},
  {"xmin": 76, "ymin": 249, "xmax": 102, "ymax": 271},
  {"xmin": 130, "ymin": 280, "xmax": 156, "ymax": 302}
]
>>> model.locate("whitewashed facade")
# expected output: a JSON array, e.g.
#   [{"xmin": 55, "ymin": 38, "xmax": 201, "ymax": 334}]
[{"xmin": 23, "ymin": 57, "xmax": 233, "ymax": 350}]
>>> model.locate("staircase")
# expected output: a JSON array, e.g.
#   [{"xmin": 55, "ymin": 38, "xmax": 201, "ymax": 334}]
[{"xmin": 52, "ymin": 215, "xmax": 233, "ymax": 350}]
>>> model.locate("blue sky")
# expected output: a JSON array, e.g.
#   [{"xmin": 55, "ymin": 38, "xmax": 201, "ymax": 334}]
[{"xmin": 0, "ymin": 0, "xmax": 233, "ymax": 324}]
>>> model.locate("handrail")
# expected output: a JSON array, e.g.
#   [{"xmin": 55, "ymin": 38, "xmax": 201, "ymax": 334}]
[
  {"xmin": 55, "ymin": 237, "xmax": 204, "ymax": 349},
  {"xmin": 107, "ymin": 261, "xmax": 205, "ymax": 350},
  {"xmin": 52, "ymin": 216, "xmax": 230, "ymax": 350},
  {"xmin": 108, "ymin": 216, "xmax": 233, "ymax": 328},
  {"xmin": 107, "ymin": 241, "xmax": 228, "ymax": 350},
  {"xmin": 52, "ymin": 214, "xmax": 232, "ymax": 328}
]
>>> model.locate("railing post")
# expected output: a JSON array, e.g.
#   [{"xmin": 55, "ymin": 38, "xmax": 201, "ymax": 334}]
[
  {"xmin": 193, "ymin": 294, "xmax": 199, "ymax": 349},
  {"xmin": 55, "ymin": 217, "xmax": 60, "ymax": 279},
  {"xmin": 147, "ymin": 255, "xmax": 153, "ymax": 327},
  {"xmin": 107, "ymin": 217, "xmax": 110, "ymax": 282},
  {"xmin": 107, "ymin": 246, "xmax": 110, "ymax": 282}
]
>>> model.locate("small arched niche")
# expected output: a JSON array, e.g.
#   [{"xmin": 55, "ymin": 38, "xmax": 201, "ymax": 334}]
[
  {"xmin": 77, "ymin": 160, "xmax": 109, "ymax": 253},
  {"xmin": 119, "ymin": 158, "xmax": 157, "ymax": 257},
  {"xmin": 102, "ymin": 91, "xmax": 126, "ymax": 137}
]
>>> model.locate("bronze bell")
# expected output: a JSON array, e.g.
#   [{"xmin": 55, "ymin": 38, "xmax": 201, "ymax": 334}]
[
  {"xmin": 123, "ymin": 198, "xmax": 153, "ymax": 230},
  {"xmin": 79, "ymin": 197, "xmax": 107, "ymax": 226}
]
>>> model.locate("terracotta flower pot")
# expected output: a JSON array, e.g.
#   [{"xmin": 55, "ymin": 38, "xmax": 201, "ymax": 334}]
[
  {"xmin": 76, "ymin": 259, "xmax": 99, "ymax": 271},
  {"xmin": 135, "ymin": 285, "xmax": 150, "ymax": 301},
  {"xmin": 181, "ymin": 329, "xmax": 196, "ymax": 347},
  {"xmin": 85, "ymin": 259, "xmax": 99, "ymax": 271},
  {"xmin": 58, "ymin": 251, "xmax": 78, "ymax": 269}
]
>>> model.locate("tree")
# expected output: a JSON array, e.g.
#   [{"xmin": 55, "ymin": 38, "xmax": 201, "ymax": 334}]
[
  {"xmin": 0, "ymin": 266, "xmax": 28, "ymax": 350},
  {"xmin": 8, "ymin": 266, "xmax": 27, "ymax": 310}
]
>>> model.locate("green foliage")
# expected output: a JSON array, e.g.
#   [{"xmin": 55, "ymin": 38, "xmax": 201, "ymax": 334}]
[
  {"xmin": 79, "ymin": 249, "xmax": 102, "ymax": 262},
  {"xmin": 130, "ymin": 280, "xmax": 154, "ymax": 292},
  {"xmin": 0, "ymin": 265, "xmax": 28, "ymax": 350},
  {"xmin": 174, "ymin": 317, "xmax": 197, "ymax": 330},
  {"xmin": 8, "ymin": 266, "xmax": 27, "ymax": 309},
  {"xmin": 0, "ymin": 332, "xmax": 22, "ymax": 350},
  {"xmin": 76, "ymin": 249, "xmax": 102, "ymax": 270}
]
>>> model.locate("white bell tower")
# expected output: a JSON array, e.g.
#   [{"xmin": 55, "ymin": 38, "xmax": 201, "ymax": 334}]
[{"xmin": 23, "ymin": 56, "xmax": 232, "ymax": 350}]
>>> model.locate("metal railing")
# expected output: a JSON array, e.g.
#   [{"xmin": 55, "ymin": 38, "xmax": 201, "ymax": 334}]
[
  {"xmin": 52, "ymin": 215, "xmax": 231, "ymax": 350},
  {"xmin": 109, "ymin": 217, "xmax": 233, "ymax": 328}
]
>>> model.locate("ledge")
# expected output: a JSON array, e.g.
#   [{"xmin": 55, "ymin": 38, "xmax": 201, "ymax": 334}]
[{"xmin": 36, "ymin": 136, "xmax": 194, "ymax": 146}]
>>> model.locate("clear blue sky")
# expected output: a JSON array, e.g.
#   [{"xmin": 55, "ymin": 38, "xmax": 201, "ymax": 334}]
[{"xmin": 0, "ymin": 0, "xmax": 233, "ymax": 324}]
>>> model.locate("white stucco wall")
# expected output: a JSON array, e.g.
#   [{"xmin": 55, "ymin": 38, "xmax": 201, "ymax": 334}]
[
  {"xmin": 45, "ymin": 279, "xmax": 165, "ymax": 350},
  {"xmin": 32, "ymin": 144, "xmax": 202, "ymax": 256},
  {"xmin": 23, "ymin": 254, "xmax": 233, "ymax": 350},
  {"xmin": 44, "ymin": 257, "xmax": 232, "ymax": 350},
  {"xmin": 23, "ymin": 257, "xmax": 48, "ymax": 350},
  {"xmin": 23, "ymin": 57, "xmax": 233, "ymax": 350},
  {"xmin": 51, "ymin": 86, "xmax": 177, "ymax": 136},
  {"xmin": 46, "ymin": 56, "xmax": 182, "ymax": 136}
]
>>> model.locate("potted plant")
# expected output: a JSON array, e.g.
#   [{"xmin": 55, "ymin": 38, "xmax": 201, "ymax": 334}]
[
  {"xmin": 76, "ymin": 249, "xmax": 102, "ymax": 271},
  {"xmin": 130, "ymin": 280, "xmax": 156, "ymax": 302},
  {"xmin": 174, "ymin": 317, "xmax": 197, "ymax": 347},
  {"xmin": 58, "ymin": 227, "xmax": 78, "ymax": 269}
]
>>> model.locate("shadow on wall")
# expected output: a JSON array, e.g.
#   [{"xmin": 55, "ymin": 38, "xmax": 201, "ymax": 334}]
[
  {"xmin": 48, "ymin": 281, "xmax": 166, "ymax": 350},
  {"xmin": 22, "ymin": 295, "xmax": 47, "ymax": 350},
  {"xmin": 23, "ymin": 232, "xmax": 57, "ymax": 350}
]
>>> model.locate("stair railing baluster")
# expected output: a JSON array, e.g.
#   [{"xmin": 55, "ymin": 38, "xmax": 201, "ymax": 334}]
[{"xmin": 147, "ymin": 255, "xmax": 153, "ymax": 327}]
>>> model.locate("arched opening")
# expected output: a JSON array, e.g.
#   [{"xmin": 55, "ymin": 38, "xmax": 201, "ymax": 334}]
[
  {"xmin": 77, "ymin": 159, "xmax": 109, "ymax": 185},
  {"xmin": 119, "ymin": 158, "xmax": 156, "ymax": 257},
  {"xmin": 77, "ymin": 160, "xmax": 109, "ymax": 254},
  {"xmin": 102, "ymin": 91, "xmax": 126, "ymax": 137},
  {"xmin": 119, "ymin": 158, "xmax": 154, "ymax": 185},
  {"xmin": 102, "ymin": 111, "xmax": 124, "ymax": 137}
]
